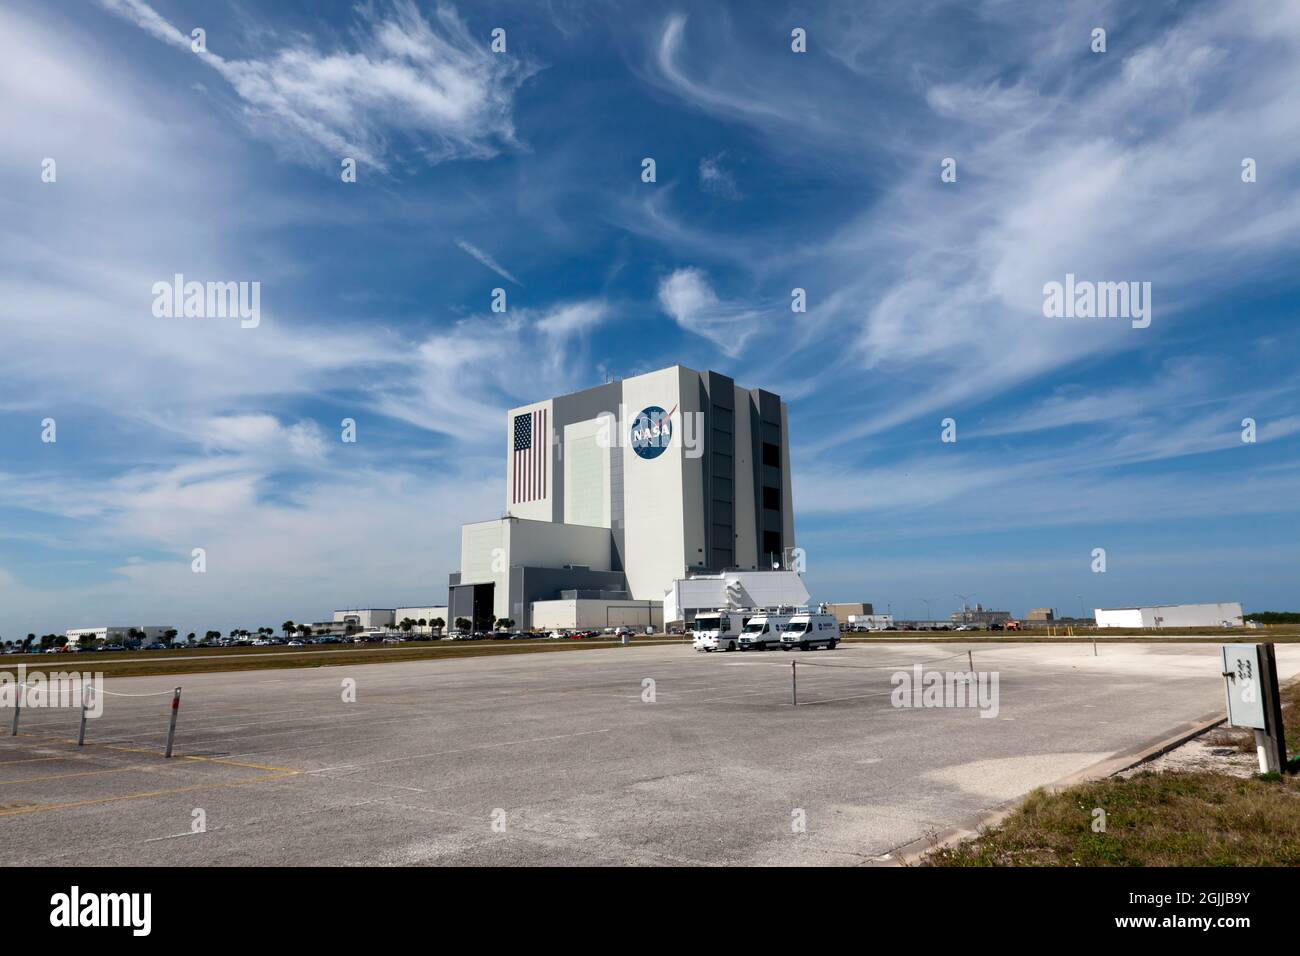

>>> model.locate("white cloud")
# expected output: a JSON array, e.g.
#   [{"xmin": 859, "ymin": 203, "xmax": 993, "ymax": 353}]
[
  {"xmin": 643, "ymin": 1, "xmax": 1300, "ymax": 456},
  {"xmin": 534, "ymin": 300, "xmax": 606, "ymax": 338},
  {"xmin": 367, "ymin": 299, "xmax": 610, "ymax": 439},
  {"xmin": 652, "ymin": 14, "xmax": 793, "ymax": 124},
  {"xmin": 97, "ymin": 0, "xmax": 533, "ymax": 173},
  {"xmin": 657, "ymin": 268, "xmax": 761, "ymax": 357},
  {"xmin": 698, "ymin": 154, "xmax": 740, "ymax": 199},
  {"xmin": 455, "ymin": 239, "xmax": 522, "ymax": 285},
  {"xmin": 0, "ymin": 455, "xmax": 500, "ymax": 636}
]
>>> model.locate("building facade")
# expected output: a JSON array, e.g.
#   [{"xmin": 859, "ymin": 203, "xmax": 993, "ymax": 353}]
[
  {"xmin": 949, "ymin": 604, "xmax": 1011, "ymax": 627},
  {"xmin": 65, "ymin": 626, "xmax": 175, "ymax": 646},
  {"xmin": 450, "ymin": 365, "xmax": 796, "ymax": 629},
  {"xmin": 826, "ymin": 602, "xmax": 874, "ymax": 626},
  {"xmin": 1094, "ymin": 602, "xmax": 1244, "ymax": 629}
]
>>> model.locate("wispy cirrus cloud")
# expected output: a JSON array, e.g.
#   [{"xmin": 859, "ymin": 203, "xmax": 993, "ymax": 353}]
[
  {"xmin": 657, "ymin": 268, "xmax": 764, "ymax": 357},
  {"xmin": 455, "ymin": 239, "xmax": 522, "ymax": 285},
  {"xmin": 97, "ymin": 0, "xmax": 534, "ymax": 173}
]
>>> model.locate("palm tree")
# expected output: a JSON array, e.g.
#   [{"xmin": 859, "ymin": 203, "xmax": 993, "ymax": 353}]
[
  {"xmin": 186, "ymin": 632, "xmax": 196, "ymax": 644},
  {"xmin": 430, "ymin": 617, "xmax": 445, "ymax": 637},
  {"xmin": 282, "ymin": 620, "xmax": 295, "ymax": 638}
]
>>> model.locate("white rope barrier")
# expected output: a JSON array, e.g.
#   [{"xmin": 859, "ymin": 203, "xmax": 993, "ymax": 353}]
[{"xmin": 6, "ymin": 682, "xmax": 182, "ymax": 756}]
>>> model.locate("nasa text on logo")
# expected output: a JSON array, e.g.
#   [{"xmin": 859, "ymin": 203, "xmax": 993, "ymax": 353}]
[{"xmin": 630, "ymin": 405, "xmax": 675, "ymax": 460}]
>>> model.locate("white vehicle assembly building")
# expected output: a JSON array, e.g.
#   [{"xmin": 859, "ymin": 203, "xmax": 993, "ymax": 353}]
[{"xmin": 448, "ymin": 364, "xmax": 797, "ymax": 631}]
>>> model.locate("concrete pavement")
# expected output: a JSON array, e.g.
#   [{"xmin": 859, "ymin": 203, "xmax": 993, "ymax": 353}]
[{"xmin": 1, "ymin": 640, "xmax": 1291, "ymax": 865}]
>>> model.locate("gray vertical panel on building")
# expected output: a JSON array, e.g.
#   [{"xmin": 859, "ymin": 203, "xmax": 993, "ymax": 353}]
[
  {"xmin": 751, "ymin": 388, "xmax": 785, "ymax": 566},
  {"xmin": 701, "ymin": 371, "xmax": 735, "ymax": 571}
]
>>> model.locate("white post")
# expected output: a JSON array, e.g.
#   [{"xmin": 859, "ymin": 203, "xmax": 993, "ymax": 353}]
[
  {"xmin": 10, "ymin": 684, "xmax": 20, "ymax": 736},
  {"xmin": 164, "ymin": 687, "xmax": 182, "ymax": 758},
  {"xmin": 1255, "ymin": 729, "xmax": 1278, "ymax": 774}
]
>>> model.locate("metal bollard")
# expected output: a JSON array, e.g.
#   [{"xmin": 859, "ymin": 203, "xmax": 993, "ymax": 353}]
[
  {"xmin": 78, "ymin": 685, "xmax": 92, "ymax": 746},
  {"xmin": 968, "ymin": 649, "xmax": 974, "ymax": 673},
  {"xmin": 11, "ymin": 684, "xmax": 20, "ymax": 736},
  {"xmin": 164, "ymin": 687, "xmax": 182, "ymax": 758},
  {"xmin": 791, "ymin": 661, "xmax": 797, "ymax": 706}
]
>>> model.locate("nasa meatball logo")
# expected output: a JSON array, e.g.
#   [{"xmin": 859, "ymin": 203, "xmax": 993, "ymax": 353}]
[{"xmin": 630, "ymin": 405, "xmax": 675, "ymax": 460}]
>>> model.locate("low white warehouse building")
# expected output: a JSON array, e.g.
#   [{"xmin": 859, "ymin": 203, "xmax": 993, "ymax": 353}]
[
  {"xmin": 65, "ymin": 626, "xmax": 175, "ymax": 646},
  {"xmin": 530, "ymin": 597, "xmax": 663, "ymax": 631},
  {"xmin": 1094, "ymin": 602, "xmax": 1244, "ymax": 629},
  {"xmin": 663, "ymin": 569, "xmax": 809, "ymax": 625}
]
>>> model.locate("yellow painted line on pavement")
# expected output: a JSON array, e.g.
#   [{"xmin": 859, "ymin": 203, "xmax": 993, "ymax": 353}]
[
  {"xmin": 0, "ymin": 769, "xmax": 304, "ymax": 818},
  {"xmin": 0, "ymin": 765, "xmax": 153, "ymax": 785},
  {"xmin": 9, "ymin": 732, "xmax": 297, "ymax": 773}
]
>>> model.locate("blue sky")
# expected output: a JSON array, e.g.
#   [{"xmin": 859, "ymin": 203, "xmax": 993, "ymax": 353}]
[{"xmin": 1, "ymin": 0, "xmax": 1297, "ymax": 638}]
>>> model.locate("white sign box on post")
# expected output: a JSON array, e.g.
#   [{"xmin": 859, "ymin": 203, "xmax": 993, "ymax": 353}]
[{"xmin": 1221, "ymin": 643, "xmax": 1266, "ymax": 730}]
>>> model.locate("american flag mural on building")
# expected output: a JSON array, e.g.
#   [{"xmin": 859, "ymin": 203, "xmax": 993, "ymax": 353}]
[{"xmin": 512, "ymin": 408, "xmax": 547, "ymax": 503}]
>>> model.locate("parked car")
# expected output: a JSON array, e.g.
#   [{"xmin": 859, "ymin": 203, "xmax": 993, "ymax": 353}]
[{"xmin": 287, "ymin": 640, "xmax": 304, "ymax": 647}]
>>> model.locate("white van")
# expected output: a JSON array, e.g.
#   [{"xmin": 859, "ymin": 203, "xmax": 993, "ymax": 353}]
[
  {"xmin": 780, "ymin": 612, "xmax": 839, "ymax": 651},
  {"xmin": 692, "ymin": 610, "xmax": 748, "ymax": 652},
  {"xmin": 737, "ymin": 612, "xmax": 793, "ymax": 651}
]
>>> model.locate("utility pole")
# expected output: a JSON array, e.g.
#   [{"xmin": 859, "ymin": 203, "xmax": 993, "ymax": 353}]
[{"xmin": 956, "ymin": 594, "xmax": 976, "ymax": 625}]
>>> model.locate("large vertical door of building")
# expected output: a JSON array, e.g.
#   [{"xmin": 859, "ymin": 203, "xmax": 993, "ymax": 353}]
[{"xmin": 472, "ymin": 583, "xmax": 495, "ymax": 631}]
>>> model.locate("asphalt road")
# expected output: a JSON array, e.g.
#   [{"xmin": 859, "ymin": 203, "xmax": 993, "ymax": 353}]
[{"xmin": 2, "ymin": 641, "xmax": 1294, "ymax": 865}]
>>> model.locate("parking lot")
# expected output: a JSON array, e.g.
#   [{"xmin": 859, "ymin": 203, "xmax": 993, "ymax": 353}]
[{"xmin": 2, "ymin": 640, "xmax": 1295, "ymax": 865}]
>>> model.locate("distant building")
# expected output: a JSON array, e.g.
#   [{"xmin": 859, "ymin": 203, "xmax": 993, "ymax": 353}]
[
  {"xmin": 846, "ymin": 614, "xmax": 894, "ymax": 630},
  {"xmin": 394, "ymin": 606, "xmax": 449, "ymax": 628},
  {"xmin": 1094, "ymin": 603, "xmax": 1244, "ymax": 629},
  {"xmin": 331, "ymin": 606, "xmax": 449, "ymax": 633},
  {"xmin": 532, "ymin": 595, "xmax": 663, "ymax": 631},
  {"xmin": 950, "ymin": 603, "xmax": 1010, "ymax": 627},
  {"xmin": 1027, "ymin": 608, "xmax": 1055, "ymax": 621},
  {"xmin": 826, "ymin": 602, "xmax": 873, "ymax": 626},
  {"xmin": 65, "ymin": 626, "xmax": 175, "ymax": 646},
  {"xmin": 663, "ymin": 570, "xmax": 810, "ymax": 625},
  {"xmin": 333, "ymin": 609, "xmax": 396, "ymax": 630}
]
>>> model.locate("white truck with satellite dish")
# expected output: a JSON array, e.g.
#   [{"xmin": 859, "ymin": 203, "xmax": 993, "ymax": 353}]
[
  {"xmin": 780, "ymin": 607, "xmax": 840, "ymax": 651},
  {"xmin": 691, "ymin": 609, "xmax": 750, "ymax": 652},
  {"xmin": 737, "ymin": 610, "xmax": 796, "ymax": 651}
]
